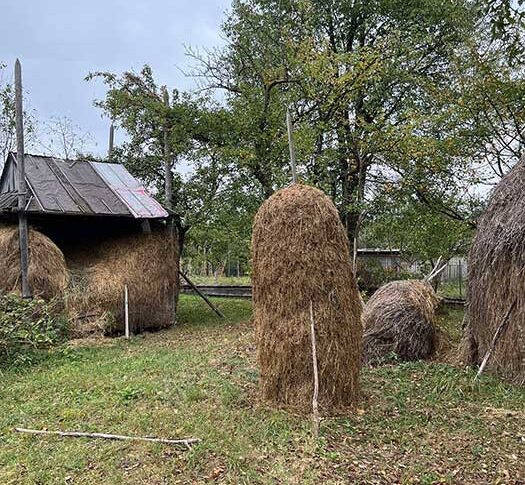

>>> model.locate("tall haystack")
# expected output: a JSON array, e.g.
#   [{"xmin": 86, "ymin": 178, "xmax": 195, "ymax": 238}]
[
  {"xmin": 66, "ymin": 228, "xmax": 178, "ymax": 336},
  {"xmin": 252, "ymin": 184, "xmax": 362, "ymax": 411},
  {"xmin": 0, "ymin": 224, "xmax": 68, "ymax": 301},
  {"xmin": 465, "ymin": 162, "xmax": 525, "ymax": 385},
  {"xmin": 363, "ymin": 279, "xmax": 441, "ymax": 365}
]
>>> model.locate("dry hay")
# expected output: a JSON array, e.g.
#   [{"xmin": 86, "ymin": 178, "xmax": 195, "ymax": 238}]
[
  {"xmin": 251, "ymin": 184, "xmax": 362, "ymax": 412},
  {"xmin": 66, "ymin": 228, "xmax": 178, "ymax": 337},
  {"xmin": 464, "ymin": 161, "xmax": 525, "ymax": 385},
  {"xmin": 363, "ymin": 279, "xmax": 441, "ymax": 365},
  {"xmin": 0, "ymin": 224, "xmax": 68, "ymax": 301}
]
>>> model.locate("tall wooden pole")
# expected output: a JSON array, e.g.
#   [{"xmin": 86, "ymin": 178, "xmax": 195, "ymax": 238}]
[
  {"xmin": 162, "ymin": 87, "xmax": 173, "ymax": 210},
  {"xmin": 14, "ymin": 59, "xmax": 31, "ymax": 299},
  {"xmin": 286, "ymin": 106, "xmax": 297, "ymax": 184},
  {"xmin": 162, "ymin": 86, "xmax": 176, "ymax": 321},
  {"xmin": 108, "ymin": 123, "xmax": 114, "ymax": 160}
]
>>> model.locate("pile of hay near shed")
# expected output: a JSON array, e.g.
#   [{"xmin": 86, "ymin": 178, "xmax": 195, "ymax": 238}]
[
  {"xmin": 66, "ymin": 228, "xmax": 178, "ymax": 337},
  {"xmin": 252, "ymin": 184, "xmax": 362, "ymax": 412},
  {"xmin": 363, "ymin": 279, "xmax": 441, "ymax": 365},
  {"xmin": 464, "ymin": 162, "xmax": 525, "ymax": 385},
  {"xmin": 0, "ymin": 224, "xmax": 68, "ymax": 301}
]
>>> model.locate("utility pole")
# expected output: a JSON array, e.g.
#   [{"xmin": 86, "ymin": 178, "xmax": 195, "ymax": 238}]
[
  {"xmin": 14, "ymin": 59, "xmax": 31, "ymax": 298},
  {"xmin": 286, "ymin": 106, "xmax": 297, "ymax": 184}
]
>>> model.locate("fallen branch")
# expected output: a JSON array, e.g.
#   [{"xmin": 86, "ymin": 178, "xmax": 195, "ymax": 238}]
[
  {"xmin": 475, "ymin": 298, "xmax": 517, "ymax": 382},
  {"xmin": 14, "ymin": 428, "xmax": 200, "ymax": 449},
  {"xmin": 309, "ymin": 301, "xmax": 320, "ymax": 440}
]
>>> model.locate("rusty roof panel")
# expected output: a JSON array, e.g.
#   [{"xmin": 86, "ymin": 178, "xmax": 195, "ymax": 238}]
[{"xmin": 90, "ymin": 162, "xmax": 168, "ymax": 219}]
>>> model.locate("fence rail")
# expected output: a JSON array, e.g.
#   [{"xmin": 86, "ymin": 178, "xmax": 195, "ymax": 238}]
[{"xmin": 181, "ymin": 284, "xmax": 466, "ymax": 305}]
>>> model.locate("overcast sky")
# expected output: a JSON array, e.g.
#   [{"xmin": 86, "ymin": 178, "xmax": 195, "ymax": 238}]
[{"xmin": 2, "ymin": 0, "xmax": 231, "ymax": 156}]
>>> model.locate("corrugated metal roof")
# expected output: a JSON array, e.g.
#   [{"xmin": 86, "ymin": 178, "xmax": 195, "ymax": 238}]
[
  {"xmin": 0, "ymin": 153, "xmax": 168, "ymax": 219},
  {"xmin": 90, "ymin": 162, "xmax": 168, "ymax": 219},
  {"xmin": 0, "ymin": 192, "xmax": 17, "ymax": 212}
]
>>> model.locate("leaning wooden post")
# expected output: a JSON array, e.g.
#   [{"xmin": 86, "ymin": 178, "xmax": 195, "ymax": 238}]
[
  {"xmin": 14, "ymin": 59, "xmax": 31, "ymax": 299},
  {"xmin": 179, "ymin": 270, "xmax": 225, "ymax": 318},
  {"xmin": 286, "ymin": 106, "xmax": 297, "ymax": 184}
]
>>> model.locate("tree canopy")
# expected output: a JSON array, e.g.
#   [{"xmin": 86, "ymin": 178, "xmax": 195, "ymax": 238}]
[{"xmin": 87, "ymin": 0, "xmax": 525, "ymax": 269}]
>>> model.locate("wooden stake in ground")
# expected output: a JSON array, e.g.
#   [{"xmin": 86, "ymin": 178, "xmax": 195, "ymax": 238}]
[
  {"xmin": 14, "ymin": 59, "xmax": 31, "ymax": 299},
  {"xmin": 309, "ymin": 300, "xmax": 320, "ymax": 439},
  {"xmin": 124, "ymin": 284, "xmax": 130, "ymax": 338},
  {"xmin": 475, "ymin": 299, "xmax": 517, "ymax": 381},
  {"xmin": 14, "ymin": 428, "xmax": 199, "ymax": 449}
]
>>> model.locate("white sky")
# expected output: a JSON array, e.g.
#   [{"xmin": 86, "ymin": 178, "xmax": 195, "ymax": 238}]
[{"xmin": 2, "ymin": 0, "xmax": 230, "ymax": 156}]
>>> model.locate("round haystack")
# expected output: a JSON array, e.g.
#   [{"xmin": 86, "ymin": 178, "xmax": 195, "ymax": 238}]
[
  {"xmin": 66, "ymin": 228, "xmax": 179, "ymax": 336},
  {"xmin": 0, "ymin": 224, "xmax": 68, "ymax": 301},
  {"xmin": 464, "ymin": 161, "xmax": 525, "ymax": 385},
  {"xmin": 251, "ymin": 184, "xmax": 362, "ymax": 411},
  {"xmin": 363, "ymin": 280, "xmax": 441, "ymax": 365}
]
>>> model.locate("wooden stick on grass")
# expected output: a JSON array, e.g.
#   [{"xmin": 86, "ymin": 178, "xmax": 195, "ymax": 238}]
[
  {"xmin": 14, "ymin": 428, "xmax": 200, "ymax": 449},
  {"xmin": 309, "ymin": 301, "xmax": 320, "ymax": 440}
]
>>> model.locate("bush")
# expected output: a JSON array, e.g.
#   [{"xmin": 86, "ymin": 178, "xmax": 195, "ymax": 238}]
[{"xmin": 0, "ymin": 294, "xmax": 69, "ymax": 365}]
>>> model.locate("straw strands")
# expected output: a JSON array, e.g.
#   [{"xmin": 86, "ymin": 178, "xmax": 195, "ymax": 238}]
[
  {"xmin": 252, "ymin": 184, "xmax": 362, "ymax": 412},
  {"xmin": 0, "ymin": 224, "xmax": 68, "ymax": 301},
  {"xmin": 363, "ymin": 280, "xmax": 441, "ymax": 364},
  {"xmin": 464, "ymin": 161, "xmax": 525, "ymax": 384}
]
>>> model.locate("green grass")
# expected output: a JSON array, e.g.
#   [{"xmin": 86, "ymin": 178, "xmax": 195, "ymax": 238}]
[
  {"xmin": 438, "ymin": 281, "xmax": 466, "ymax": 299},
  {"xmin": 0, "ymin": 296, "xmax": 523, "ymax": 484},
  {"xmin": 185, "ymin": 275, "xmax": 251, "ymax": 286}
]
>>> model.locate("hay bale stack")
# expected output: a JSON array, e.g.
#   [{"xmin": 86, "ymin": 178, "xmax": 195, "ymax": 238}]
[
  {"xmin": 67, "ymin": 228, "xmax": 178, "ymax": 336},
  {"xmin": 363, "ymin": 280, "xmax": 441, "ymax": 365},
  {"xmin": 0, "ymin": 224, "xmax": 68, "ymax": 301},
  {"xmin": 465, "ymin": 162, "xmax": 525, "ymax": 385},
  {"xmin": 252, "ymin": 184, "xmax": 362, "ymax": 411}
]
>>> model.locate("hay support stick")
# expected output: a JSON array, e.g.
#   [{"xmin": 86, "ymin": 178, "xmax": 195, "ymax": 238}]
[
  {"xmin": 475, "ymin": 299, "xmax": 517, "ymax": 381},
  {"xmin": 286, "ymin": 106, "xmax": 297, "ymax": 184},
  {"xmin": 309, "ymin": 301, "xmax": 320, "ymax": 439},
  {"xmin": 14, "ymin": 428, "xmax": 199, "ymax": 449},
  {"xmin": 124, "ymin": 284, "xmax": 130, "ymax": 338},
  {"xmin": 179, "ymin": 271, "xmax": 225, "ymax": 318}
]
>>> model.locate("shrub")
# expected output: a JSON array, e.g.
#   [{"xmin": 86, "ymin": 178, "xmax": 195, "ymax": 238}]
[
  {"xmin": 357, "ymin": 259, "xmax": 417, "ymax": 294},
  {"xmin": 0, "ymin": 294, "xmax": 69, "ymax": 365}
]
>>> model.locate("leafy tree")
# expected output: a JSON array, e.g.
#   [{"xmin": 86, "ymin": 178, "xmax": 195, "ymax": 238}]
[
  {"xmin": 190, "ymin": 0, "xmax": 525, "ymax": 265},
  {"xmin": 86, "ymin": 65, "xmax": 257, "ymax": 257},
  {"xmin": 192, "ymin": 1, "xmax": 483, "ymax": 244}
]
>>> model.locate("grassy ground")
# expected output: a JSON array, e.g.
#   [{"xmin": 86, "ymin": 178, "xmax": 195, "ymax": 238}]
[
  {"xmin": 438, "ymin": 281, "xmax": 466, "ymax": 300},
  {"xmin": 185, "ymin": 275, "xmax": 251, "ymax": 286},
  {"xmin": 0, "ymin": 296, "xmax": 523, "ymax": 484}
]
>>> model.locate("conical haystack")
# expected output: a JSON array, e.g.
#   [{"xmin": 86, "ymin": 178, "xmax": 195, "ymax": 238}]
[
  {"xmin": 464, "ymin": 161, "xmax": 525, "ymax": 384},
  {"xmin": 251, "ymin": 184, "xmax": 362, "ymax": 411},
  {"xmin": 363, "ymin": 279, "xmax": 441, "ymax": 365},
  {"xmin": 0, "ymin": 224, "xmax": 68, "ymax": 301}
]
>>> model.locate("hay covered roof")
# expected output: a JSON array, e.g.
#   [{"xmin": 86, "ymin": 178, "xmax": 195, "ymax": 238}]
[{"xmin": 0, "ymin": 152, "xmax": 168, "ymax": 219}]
